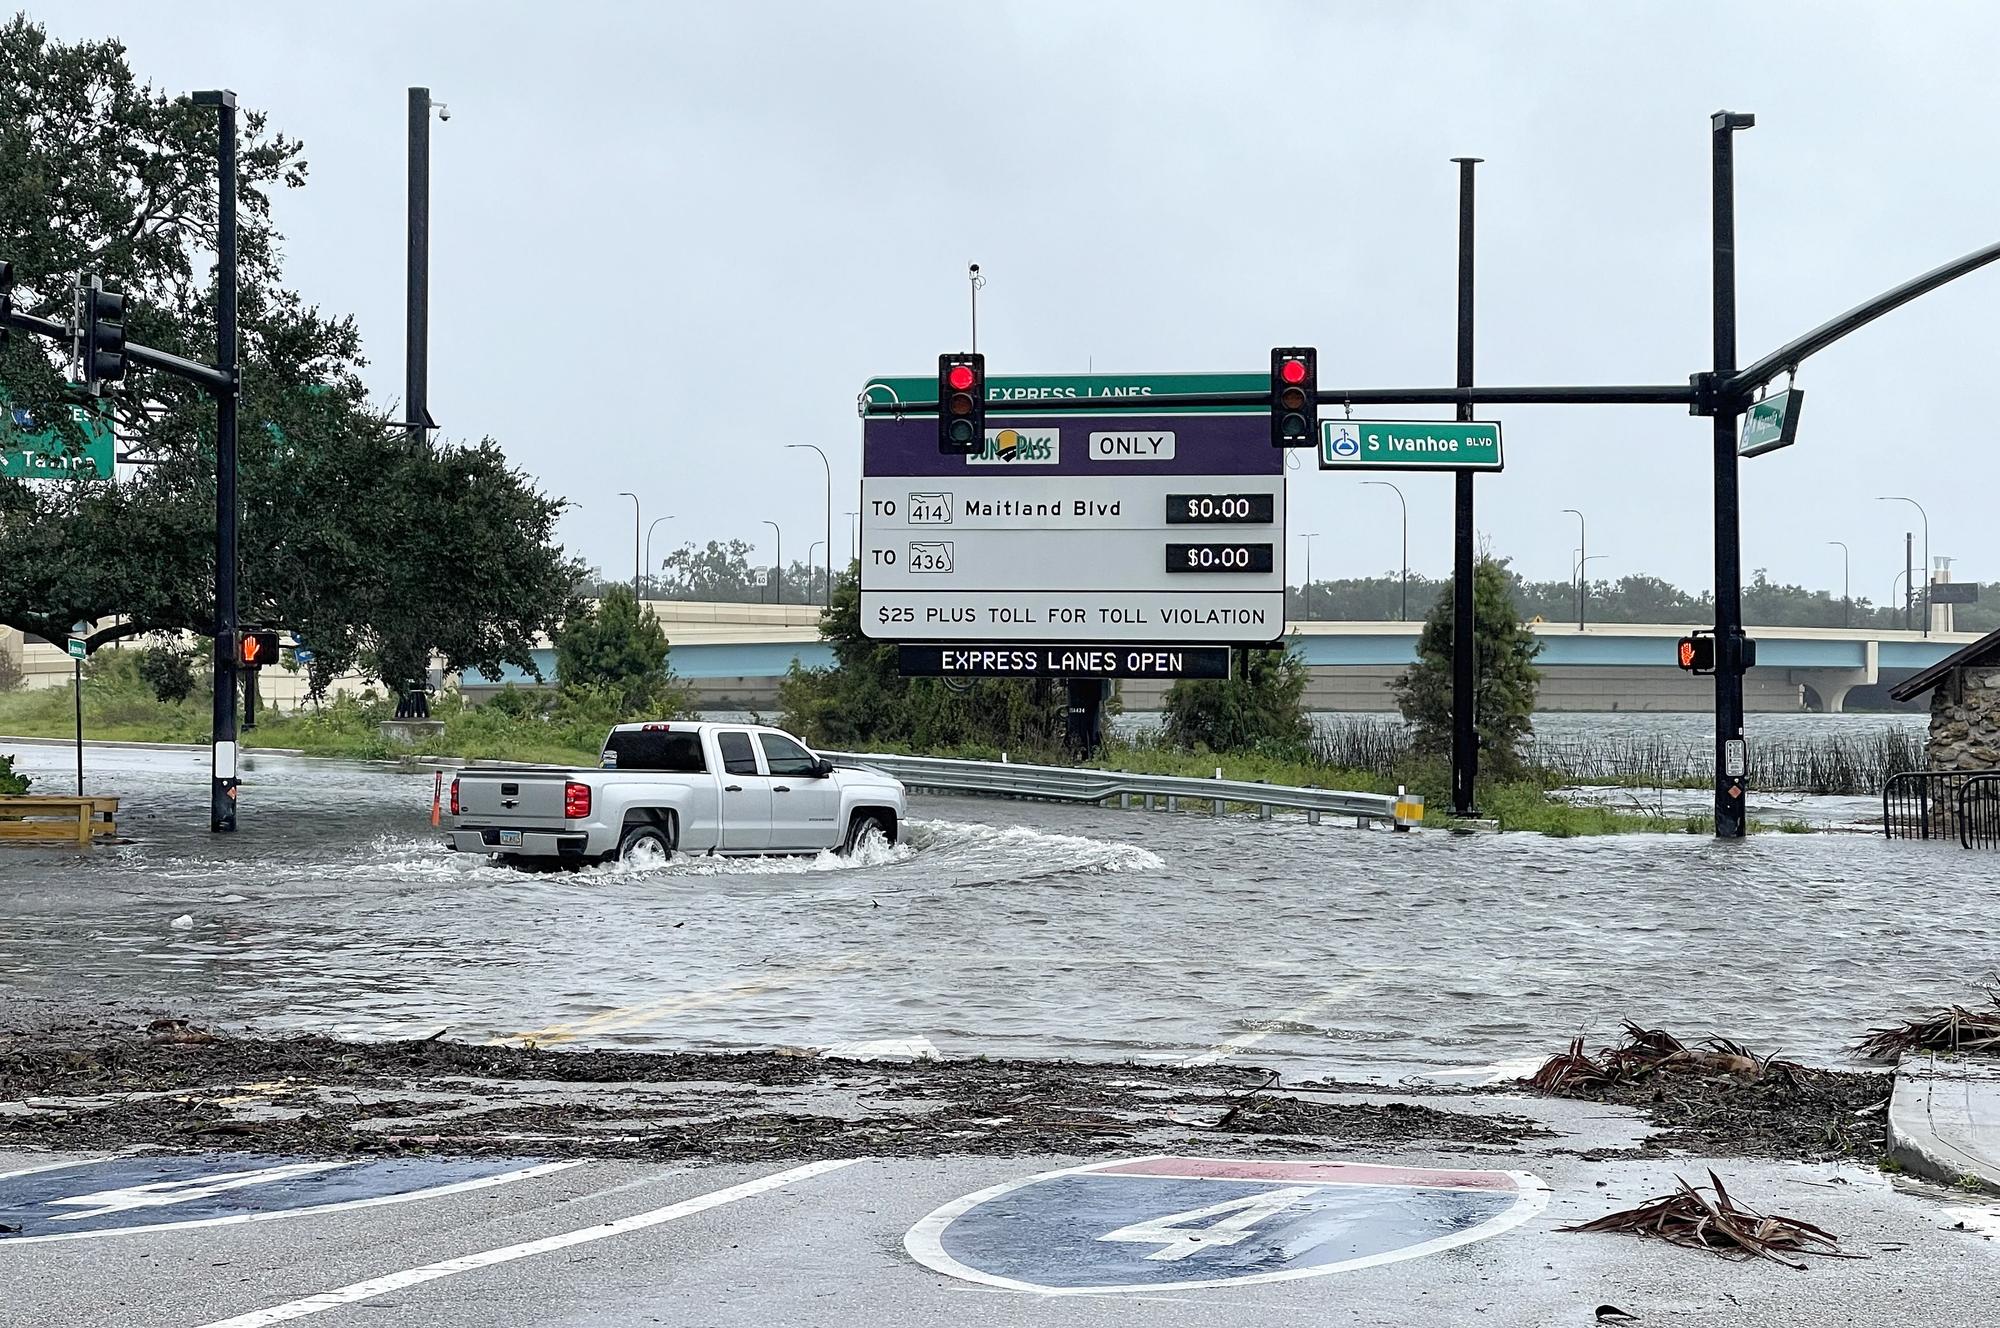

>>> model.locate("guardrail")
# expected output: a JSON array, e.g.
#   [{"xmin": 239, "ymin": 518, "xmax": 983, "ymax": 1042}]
[{"xmin": 823, "ymin": 751, "xmax": 1415, "ymax": 827}]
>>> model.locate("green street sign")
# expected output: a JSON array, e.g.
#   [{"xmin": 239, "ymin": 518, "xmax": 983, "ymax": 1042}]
[
  {"xmin": 1319, "ymin": 419, "xmax": 1504, "ymax": 471},
  {"xmin": 1739, "ymin": 388, "xmax": 1803, "ymax": 458},
  {"xmin": 66, "ymin": 638, "xmax": 87, "ymax": 660},
  {"xmin": 862, "ymin": 371, "xmax": 1265, "ymax": 417},
  {"xmin": 2, "ymin": 393, "xmax": 116, "ymax": 480}
]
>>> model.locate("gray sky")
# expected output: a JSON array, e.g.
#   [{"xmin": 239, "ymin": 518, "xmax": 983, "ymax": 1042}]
[{"xmin": 38, "ymin": 1, "xmax": 2000, "ymax": 602}]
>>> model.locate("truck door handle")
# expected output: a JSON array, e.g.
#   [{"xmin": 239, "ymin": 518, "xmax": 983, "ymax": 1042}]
[
  {"xmin": 725, "ymin": 784, "xmax": 743, "ymax": 793},
  {"xmin": 774, "ymin": 786, "xmax": 791, "ymax": 793}
]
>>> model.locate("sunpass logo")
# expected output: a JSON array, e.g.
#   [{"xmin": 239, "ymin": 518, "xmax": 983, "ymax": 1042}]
[{"xmin": 967, "ymin": 428, "xmax": 1059, "ymax": 466}]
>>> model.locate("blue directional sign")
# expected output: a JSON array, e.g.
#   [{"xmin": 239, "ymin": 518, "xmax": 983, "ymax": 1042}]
[
  {"xmin": 905, "ymin": 1155, "xmax": 1547, "ymax": 1293},
  {"xmin": 0, "ymin": 1152, "xmax": 569, "ymax": 1244}
]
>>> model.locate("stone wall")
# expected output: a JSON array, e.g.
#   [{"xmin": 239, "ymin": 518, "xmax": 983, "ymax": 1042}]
[{"xmin": 1927, "ymin": 664, "xmax": 2000, "ymax": 769}]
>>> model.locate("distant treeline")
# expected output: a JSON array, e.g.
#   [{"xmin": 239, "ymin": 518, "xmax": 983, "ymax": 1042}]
[{"xmin": 1290, "ymin": 569, "xmax": 1995, "ymax": 633}]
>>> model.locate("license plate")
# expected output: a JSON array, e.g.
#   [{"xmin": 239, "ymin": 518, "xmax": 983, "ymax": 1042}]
[{"xmin": 498, "ymin": 830, "xmax": 524, "ymax": 846}]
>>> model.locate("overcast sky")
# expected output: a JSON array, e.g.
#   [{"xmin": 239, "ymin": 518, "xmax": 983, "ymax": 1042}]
[{"xmin": 38, "ymin": 1, "xmax": 2000, "ymax": 602}]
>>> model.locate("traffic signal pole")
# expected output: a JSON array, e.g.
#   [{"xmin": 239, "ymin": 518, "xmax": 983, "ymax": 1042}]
[
  {"xmin": 1709, "ymin": 111, "xmax": 1752, "ymax": 841},
  {"xmin": 1451, "ymin": 157, "xmax": 1481, "ymax": 819},
  {"xmin": 195, "ymin": 90, "xmax": 243, "ymax": 833}
]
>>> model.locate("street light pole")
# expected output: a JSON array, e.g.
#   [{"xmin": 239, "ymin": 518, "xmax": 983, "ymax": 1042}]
[
  {"xmin": 1876, "ymin": 496, "xmax": 1930, "ymax": 637},
  {"xmin": 644, "ymin": 515, "xmax": 675, "ymax": 606},
  {"xmin": 763, "ymin": 520, "xmax": 782, "ymax": 605},
  {"xmin": 1562, "ymin": 508, "xmax": 1586, "ymax": 630},
  {"xmin": 787, "ymin": 443, "xmax": 832, "ymax": 606},
  {"xmin": 617, "ymin": 492, "xmax": 640, "ymax": 602},
  {"xmin": 1362, "ymin": 482, "xmax": 1408, "ymax": 620},
  {"xmin": 407, "ymin": 88, "xmax": 446, "ymax": 449},
  {"xmin": 1299, "ymin": 533, "xmax": 1320, "ymax": 621},
  {"xmin": 1827, "ymin": 540, "xmax": 1850, "ymax": 628},
  {"xmin": 844, "ymin": 511, "xmax": 859, "ymax": 566}
]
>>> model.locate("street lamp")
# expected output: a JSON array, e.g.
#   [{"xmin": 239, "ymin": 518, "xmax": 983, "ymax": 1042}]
[
  {"xmin": 1876, "ymin": 496, "xmax": 1930, "ymax": 637},
  {"xmin": 644, "ymin": 515, "xmax": 675, "ymax": 608},
  {"xmin": 1298, "ymin": 532, "xmax": 1320, "ymax": 621},
  {"xmin": 787, "ymin": 444, "xmax": 832, "ymax": 606},
  {"xmin": 844, "ymin": 511, "xmax": 859, "ymax": 566},
  {"xmin": 808, "ymin": 541, "xmax": 825, "ymax": 602},
  {"xmin": 1561, "ymin": 508, "xmax": 1586, "ymax": 630},
  {"xmin": 1827, "ymin": 540, "xmax": 1850, "ymax": 628},
  {"xmin": 1362, "ymin": 482, "xmax": 1408, "ymax": 621},
  {"xmin": 617, "ymin": 492, "xmax": 640, "ymax": 603},
  {"xmin": 762, "ymin": 519, "xmax": 781, "ymax": 605}
]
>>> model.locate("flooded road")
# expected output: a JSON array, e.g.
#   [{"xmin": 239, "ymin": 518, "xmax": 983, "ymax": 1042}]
[{"xmin": 3, "ymin": 742, "xmax": 1997, "ymax": 1081}]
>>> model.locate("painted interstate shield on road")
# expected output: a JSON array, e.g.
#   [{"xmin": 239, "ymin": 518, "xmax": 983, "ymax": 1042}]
[
  {"xmin": 906, "ymin": 1156, "xmax": 1547, "ymax": 1293},
  {"xmin": 0, "ymin": 1152, "xmax": 571, "ymax": 1244}
]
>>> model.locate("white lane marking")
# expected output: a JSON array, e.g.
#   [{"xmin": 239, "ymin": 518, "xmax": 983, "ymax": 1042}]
[
  {"xmin": 0, "ymin": 1154, "xmax": 117, "ymax": 1183},
  {"xmin": 48, "ymin": 1160, "xmax": 354, "ymax": 1222},
  {"xmin": 193, "ymin": 1158, "xmax": 860, "ymax": 1328},
  {"xmin": 1178, "ymin": 981, "xmax": 1363, "ymax": 1067},
  {"xmin": 4, "ymin": 1160, "xmax": 579, "ymax": 1246}
]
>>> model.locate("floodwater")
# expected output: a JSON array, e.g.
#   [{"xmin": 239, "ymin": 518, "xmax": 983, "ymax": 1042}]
[{"xmin": 2, "ymin": 741, "xmax": 1995, "ymax": 1083}]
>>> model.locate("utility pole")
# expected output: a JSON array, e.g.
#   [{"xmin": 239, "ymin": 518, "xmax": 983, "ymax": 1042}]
[
  {"xmin": 1709, "ymin": 111, "xmax": 1755, "ymax": 841},
  {"xmin": 193, "ymin": 90, "xmax": 242, "ymax": 834},
  {"xmin": 1451, "ymin": 156, "xmax": 1481, "ymax": 818},
  {"xmin": 407, "ymin": 88, "xmax": 436, "ymax": 449}
]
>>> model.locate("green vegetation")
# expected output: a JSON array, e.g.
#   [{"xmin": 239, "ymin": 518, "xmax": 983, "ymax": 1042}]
[
  {"xmin": 1393, "ymin": 557, "xmax": 1542, "ymax": 773},
  {"xmin": 779, "ymin": 567, "xmax": 1068, "ymax": 752},
  {"xmin": 1159, "ymin": 645, "xmax": 1312, "ymax": 753},
  {"xmin": 552, "ymin": 586, "xmax": 690, "ymax": 717},
  {"xmin": 0, "ymin": 17, "xmax": 579, "ymax": 695},
  {"xmin": 0, "ymin": 751, "xmax": 28, "ymax": 794}
]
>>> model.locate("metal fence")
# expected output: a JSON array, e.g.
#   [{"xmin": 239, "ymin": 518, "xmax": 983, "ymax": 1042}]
[
  {"xmin": 1882, "ymin": 768, "xmax": 2000, "ymax": 843},
  {"xmin": 823, "ymin": 751, "xmax": 1407, "ymax": 826},
  {"xmin": 1959, "ymin": 773, "xmax": 2000, "ymax": 850}
]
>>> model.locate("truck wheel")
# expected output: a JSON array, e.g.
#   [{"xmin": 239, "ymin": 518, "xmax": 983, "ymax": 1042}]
[
  {"xmin": 842, "ymin": 811, "xmax": 893, "ymax": 855},
  {"xmin": 617, "ymin": 824, "xmax": 672, "ymax": 869}
]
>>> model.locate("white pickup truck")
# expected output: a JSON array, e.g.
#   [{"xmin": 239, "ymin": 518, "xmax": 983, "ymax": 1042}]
[{"xmin": 445, "ymin": 722, "xmax": 906, "ymax": 868}]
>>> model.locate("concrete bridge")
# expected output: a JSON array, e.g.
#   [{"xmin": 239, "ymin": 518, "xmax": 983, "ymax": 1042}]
[{"xmin": 466, "ymin": 603, "xmax": 1965, "ymax": 714}]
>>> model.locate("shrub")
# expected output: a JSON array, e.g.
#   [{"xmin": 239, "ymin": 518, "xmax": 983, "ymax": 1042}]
[
  {"xmin": 0, "ymin": 752, "xmax": 28, "ymax": 794},
  {"xmin": 1159, "ymin": 644, "xmax": 1313, "ymax": 754}
]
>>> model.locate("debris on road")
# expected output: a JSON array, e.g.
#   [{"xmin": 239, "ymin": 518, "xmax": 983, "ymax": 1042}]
[
  {"xmin": 1856, "ymin": 985, "xmax": 2000, "ymax": 1059},
  {"xmin": 1561, "ymin": 1169, "xmax": 1852, "ymax": 1270}
]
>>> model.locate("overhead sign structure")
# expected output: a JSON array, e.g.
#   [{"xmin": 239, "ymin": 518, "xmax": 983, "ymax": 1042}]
[
  {"xmin": 1930, "ymin": 582, "xmax": 1980, "ymax": 606},
  {"xmin": 1737, "ymin": 387, "xmax": 1803, "ymax": 458},
  {"xmin": 860, "ymin": 373, "xmax": 1285, "ymax": 654},
  {"xmin": 1319, "ymin": 419, "xmax": 1504, "ymax": 472},
  {"xmin": 904, "ymin": 1155, "xmax": 1548, "ymax": 1294}
]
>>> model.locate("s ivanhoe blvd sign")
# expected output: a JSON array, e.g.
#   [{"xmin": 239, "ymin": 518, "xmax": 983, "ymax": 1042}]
[
  {"xmin": 1319, "ymin": 419, "xmax": 1504, "ymax": 472},
  {"xmin": 1738, "ymin": 388, "xmax": 1802, "ymax": 458}
]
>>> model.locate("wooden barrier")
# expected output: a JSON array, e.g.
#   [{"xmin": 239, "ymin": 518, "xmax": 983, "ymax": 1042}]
[{"xmin": 0, "ymin": 795, "xmax": 120, "ymax": 847}]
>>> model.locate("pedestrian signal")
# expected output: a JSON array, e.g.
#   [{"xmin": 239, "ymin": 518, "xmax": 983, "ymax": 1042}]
[{"xmin": 239, "ymin": 628, "xmax": 280, "ymax": 668}]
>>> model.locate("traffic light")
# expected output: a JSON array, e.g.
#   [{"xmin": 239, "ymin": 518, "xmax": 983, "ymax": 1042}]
[
  {"xmin": 1270, "ymin": 347, "xmax": 1316, "ymax": 448},
  {"xmin": 238, "ymin": 628, "xmax": 280, "ymax": 669},
  {"xmin": 1676, "ymin": 631, "xmax": 1716, "ymax": 675},
  {"xmin": 81, "ymin": 277, "xmax": 127, "ymax": 394},
  {"xmin": 938, "ymin": 352, "xmax": 985, "ymax": 455}
]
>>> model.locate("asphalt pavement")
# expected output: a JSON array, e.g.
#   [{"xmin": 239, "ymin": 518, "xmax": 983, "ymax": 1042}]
[{"xmin": 4, "ymin": 1140, "xmax": 1996, "ymax": 1328}]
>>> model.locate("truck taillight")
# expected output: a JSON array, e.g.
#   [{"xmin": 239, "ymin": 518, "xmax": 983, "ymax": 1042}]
[
  {"xmin": 449, "ymin": 778, "xmax": 460, "ymax": 816},
  {"xmin": 564, "ymin": 781, "xmax": 591, "ymax": 819}
]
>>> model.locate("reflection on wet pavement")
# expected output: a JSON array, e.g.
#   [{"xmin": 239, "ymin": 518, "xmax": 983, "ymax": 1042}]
[{"xmin": 3, "ymin": 743, "xmax": 1998, "ymax": 1081}]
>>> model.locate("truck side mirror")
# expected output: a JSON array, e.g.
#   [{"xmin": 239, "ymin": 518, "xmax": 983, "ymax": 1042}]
[{"xmin": 814, "ymin": 759, "xmax": 836, "ymax": 778}]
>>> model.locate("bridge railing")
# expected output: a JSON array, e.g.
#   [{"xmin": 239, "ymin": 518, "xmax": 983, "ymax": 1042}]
[
  {"xmin": 1958, "ymin": 774, "xmax": 2000, "ymax": 850},
  {"xmin": 1883, "ymin": 768, "xmax": 2000, "ymax": 842},
  {"xmin": 823, "ymin": 751, "xmax": 1408, "ymax": 825}
]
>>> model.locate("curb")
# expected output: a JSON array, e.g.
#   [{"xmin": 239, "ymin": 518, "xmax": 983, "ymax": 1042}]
[{"xmin": 1887, "ymin": 1054, "xmax": 2000, "ymax": 1193}]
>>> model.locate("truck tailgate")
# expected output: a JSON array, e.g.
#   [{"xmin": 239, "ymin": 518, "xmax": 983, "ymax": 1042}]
[{"xmin": 456, "ymin": 770, "xmax": 572, "ymax": 825}]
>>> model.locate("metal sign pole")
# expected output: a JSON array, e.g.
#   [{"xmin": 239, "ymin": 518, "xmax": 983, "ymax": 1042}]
[
  {"xmin": 1450, "ymin": 157, "xmax": 1481, "ymax": 818},
  {"xmin": 1711, "ymin": 112, "xmax": 1753, "ymax": 841}
]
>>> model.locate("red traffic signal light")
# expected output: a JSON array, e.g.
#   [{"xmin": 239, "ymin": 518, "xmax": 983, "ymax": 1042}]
[
  {"xmin": 239, "ymin": 628, "xmax": 280, "ymax": 668},
  {"xmin": 1270, "ymin": 348, "xmax": 1317, "ymax": 448},
  {"xmin": 938, "ymin": 352, "xmax": 985, "ymax": 455}
]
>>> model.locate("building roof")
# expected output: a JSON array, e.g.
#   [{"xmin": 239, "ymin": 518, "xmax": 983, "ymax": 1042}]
[{"xmin": 1889, "ymin": 625, "xmax": 2000, "ymax": 702}]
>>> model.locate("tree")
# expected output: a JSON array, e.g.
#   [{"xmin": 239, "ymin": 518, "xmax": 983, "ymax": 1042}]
[
  {"xmin": 1160, "ymin": 645, "xmax": 1313, "ymax": 753},
  {"xmin": 135, "ymin": 637, "xmax": 197, "ymax": 702},
  {"xmin": 553, "ymin": 586, "xmax": 686, "ymax": 717},
  {"xmin": 0, "ymin": 18, "xmax": 579, "ymax": 694},
  {"xmin": 656, "ymin": 540, "xmax": 760, "ymax": 601},
  {"xmin": 1393, "ymin": 557, "xmax": 1542, "ymax": 774},
  {"xmin": 779, "ymin": 567, "xmax": 1065, "ymax": 751}
]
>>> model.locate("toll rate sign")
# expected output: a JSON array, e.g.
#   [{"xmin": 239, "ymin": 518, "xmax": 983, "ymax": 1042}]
[{"xmin": 859, "ymin": 372, "xmax": 1285, "ymax": 662}]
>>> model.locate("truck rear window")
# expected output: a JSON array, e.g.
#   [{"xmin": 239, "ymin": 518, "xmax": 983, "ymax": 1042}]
[{"xmin": 603, "ymin": 729, "xmax": 706, "ymax": 773}]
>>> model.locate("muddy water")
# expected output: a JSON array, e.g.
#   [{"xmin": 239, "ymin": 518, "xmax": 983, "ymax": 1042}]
[{"xmin": 2, "ymin": 743, "xmax": 1997, "ymax": 1081}]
